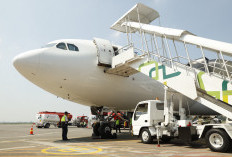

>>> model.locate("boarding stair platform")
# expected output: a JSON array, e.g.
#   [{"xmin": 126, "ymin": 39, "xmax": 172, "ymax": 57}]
[
  {"xmin": 106, "ymin": 45, "xmax": 142, "ymax": 77},
  {"xmin": 105, "ymin": 3, "xmax": 232, "ymax": 119}
]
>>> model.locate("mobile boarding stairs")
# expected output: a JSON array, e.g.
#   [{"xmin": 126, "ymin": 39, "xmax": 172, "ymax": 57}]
[{"xmin": 96, "ymin": 3, "xmax": 232, "ymax": 121}]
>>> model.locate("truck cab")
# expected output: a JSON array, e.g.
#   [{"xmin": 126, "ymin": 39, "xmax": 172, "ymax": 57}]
[
  {"xmin": 132, "ymin": 100, "xmax": 164, "ymax": 137},
  {"xmin": 132, "ymin": 99, "xmax": 232, "ymax": 153}
]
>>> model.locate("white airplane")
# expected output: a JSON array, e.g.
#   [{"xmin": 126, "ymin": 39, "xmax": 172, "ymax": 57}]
[
  {"xmin": 13, "ymin": 39, "xmax": 164, "ymax": 110},
  {"xmin": 13, "ymin": 39, "xmax": 216, "ymax": 115},
  {"xmin": 13, "ymin": 4, "xmax": 218, "ymax": 117}
]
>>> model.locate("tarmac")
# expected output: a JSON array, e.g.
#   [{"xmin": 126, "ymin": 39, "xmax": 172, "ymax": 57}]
[{"xmin": 0, "ymin": 124, "xmax": 231, "ymax": 157}]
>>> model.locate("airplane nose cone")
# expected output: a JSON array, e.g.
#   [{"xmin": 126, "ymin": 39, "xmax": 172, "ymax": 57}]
[{"xmin": 13, "ymin": 50, "xmax": 41, "ymax": 77}]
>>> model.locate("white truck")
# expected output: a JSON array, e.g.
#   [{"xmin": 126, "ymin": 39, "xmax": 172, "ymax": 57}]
[
  {"xmin": 132, "ymin": 100, "xmax": 232, "ymax": 152},
  {"xmin": 36, "ymin": 113, "xmax": 60, "ymax": 128}
]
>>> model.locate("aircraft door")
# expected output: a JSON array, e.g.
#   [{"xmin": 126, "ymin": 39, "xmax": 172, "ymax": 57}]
[{"xmin": 93, "ymin": 38, "xmax": 114, "ymax": 66}]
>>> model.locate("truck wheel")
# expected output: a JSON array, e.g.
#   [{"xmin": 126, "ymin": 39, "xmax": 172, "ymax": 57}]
[
  {"xmin": 141, "ymin": 128, "xmax": 153, "ymax": 144},
  {"xmin": 205, "ymin": 129, "xmax": 231, "ymax": 152},
  {"xmin": 44, "ymin": 123, "xmax": 50, "ymax": 128}
]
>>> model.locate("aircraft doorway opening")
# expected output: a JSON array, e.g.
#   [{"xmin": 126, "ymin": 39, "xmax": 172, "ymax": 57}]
[{"xmin": 94, "ymin": 38, "xmax": 118, "ymax": 67}]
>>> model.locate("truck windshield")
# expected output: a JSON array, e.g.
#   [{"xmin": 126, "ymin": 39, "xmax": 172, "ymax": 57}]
[{"xmin": 134, "ymin": 103, "xmax": 148, "ymax": 120}]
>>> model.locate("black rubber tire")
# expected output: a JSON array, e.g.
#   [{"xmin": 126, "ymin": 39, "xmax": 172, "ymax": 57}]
[
  {"xmin": 98, "ymin": 123, "xmax": 112, "ymax": 139},
  {"xmin": 93, "ymin": 122, "xmax": 100, "ymax": 136},
  {"xmin": 44, "ymin": 123, "xmax": 50, "ymax": 128},
  {"xmin": 37, "ymin": 126, "xmax": 42, "ymax": 128},
  {"xmin": 141, "ymin": 128, "xmax": 153, "ymax": 144},
  {"xmin": 112, "ymin": 133, "xmax": 117, "ymax": 139},
  {"xmin": 205, "ymin": 129, "xmax": 231, "ymax": 152},
  {"xmin": 161, "ymin": 136, "xmax": 172, "ymax": 143}
]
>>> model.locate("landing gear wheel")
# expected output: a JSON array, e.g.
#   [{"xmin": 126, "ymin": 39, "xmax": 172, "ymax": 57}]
[
  {"xmin": 161, "ymin": 136, "xmax": 172, "ymax": 143},
  {"xmin": 93, "ymin": 122, "xmax": 100, "ymax": 136},
  {"xmin": 98, "ymin": 123, "xmax": 112, "ymax": 139},
  {"xmin": 141, "ymin": 128, "xmax": 153, "ymax": 144},
  {"xmin": 205, "ymin": 129, "xmax": 231, "ymax": 152}
]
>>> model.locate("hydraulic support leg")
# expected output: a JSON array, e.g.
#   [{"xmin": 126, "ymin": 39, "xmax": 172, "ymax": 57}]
[
  {"xmin": 170, "ymin": 94, "xmax": 174, "ymax": 122},
  {"xmin": 164, "ymin": 86, "xmax": 169, "ymax": 126},
  {"xmin": 178, "ymin": 95, "xmax": 186, "ymax": 120}
]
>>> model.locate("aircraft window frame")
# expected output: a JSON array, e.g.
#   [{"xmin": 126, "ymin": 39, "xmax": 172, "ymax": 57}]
[
  {"xmin": 56, "ymin": 42, "xmax": 67, "ymax": 50},
  {"xmin": 67, "ymin": 43, "xmax": 79, "ymax": 52}
]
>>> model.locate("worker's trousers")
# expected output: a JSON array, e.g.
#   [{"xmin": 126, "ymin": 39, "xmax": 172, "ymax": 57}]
[
  {"xmin": 62, "ymin": 124, "xmax": 68, "ymax": 140},
  {"xmin": 116, "ymin": 125, "xmax": 121, "ymax": 133}
]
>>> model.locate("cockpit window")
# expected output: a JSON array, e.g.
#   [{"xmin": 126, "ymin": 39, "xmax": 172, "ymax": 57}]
[
  {"xmin": 56, "ymin": 43, "xmax": 67, "ymax": 50},
  {"xmin": 67, "ymin": 43, "xmax": 79, "ymax": 51}
]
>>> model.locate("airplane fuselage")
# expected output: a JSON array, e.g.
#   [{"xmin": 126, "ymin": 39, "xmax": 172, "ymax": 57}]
[{"xmin": 13, "ymin": 39, "xmax": 216, "ymax": 114}]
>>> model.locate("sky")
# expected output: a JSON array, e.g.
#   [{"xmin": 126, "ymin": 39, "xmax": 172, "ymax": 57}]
[{"xmin": 0, "ymin": 0, "xmax": 232, "ymax": 122}]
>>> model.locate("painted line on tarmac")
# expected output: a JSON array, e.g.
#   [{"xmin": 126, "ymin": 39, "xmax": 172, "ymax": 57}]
[
  {"xmin": 0, "ymin": 146, "xmax": 37, "ymax": 151},
  {"xmin": 41, "ymin": 146, "xmax": 102, "ymax": 155}
]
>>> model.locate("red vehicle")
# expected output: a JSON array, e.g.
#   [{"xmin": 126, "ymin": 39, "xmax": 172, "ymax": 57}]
[
  {"xmin": 76, "ymin": 116, "xmax": 88, "ymax": 127},
  {"xmin": 36, "ymin": 111, "xmax": 72, "ymax": 128}
]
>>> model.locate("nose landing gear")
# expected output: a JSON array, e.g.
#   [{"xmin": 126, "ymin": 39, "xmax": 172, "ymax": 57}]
[{"xmin": 91, "ymin": 106, "xmax": 117, "ymax": 139}]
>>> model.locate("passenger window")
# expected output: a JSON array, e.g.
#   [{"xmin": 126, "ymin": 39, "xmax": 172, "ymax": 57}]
[
  {"xmin": 67, "ymin": 43, "xmax": 79, "ymax": 51},
  {"xmin": 56, "ymin": 43, "xmax": 67, "ymax": 50},
  {"xmin": 134, "ymin": 103, "xmax": 148, "ymax": 120}
]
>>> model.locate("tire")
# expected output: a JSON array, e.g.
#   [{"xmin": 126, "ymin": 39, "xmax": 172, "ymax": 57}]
[
  {"xmin": 98, "ymin": 123, "xmax": 112, "ymax": 139},
  {"xmin": 93, "ymin": 122, "xmax": 100, "ymax": 136},
  {"xmin": 141, "ymin": 128, "xmax": 153, "ymax": 144},
  {"xmin": 37, "ymin": 126, "xmax": 42, "ymax": 128},
  {"xmin": 44, "ymin": 123, "xmax": 50, "ymax": 128},
  {"xmin": 161, "ymin": 136, "xmax": 172, "ymax": 143},
  {"xmin": 112, "ymin": 133, "xmax": 117, "ymax": 139},
  {"xmin": 205, "ymin": 129, "xmax": 231, "ymax": 152}
]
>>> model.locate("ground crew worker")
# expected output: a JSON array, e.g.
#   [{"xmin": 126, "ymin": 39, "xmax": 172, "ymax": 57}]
[
  {"xmin": 124, "ymin": 121, "xmax": 127, "ymax": 129},
  {"xmin": 61, "ymin": 111, "xmax": 69, "ymax": 140},
  {"xmin": 115, "ymin": 117, "xmax": 121, "ymax": 133}
]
